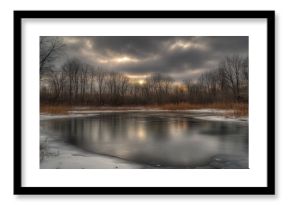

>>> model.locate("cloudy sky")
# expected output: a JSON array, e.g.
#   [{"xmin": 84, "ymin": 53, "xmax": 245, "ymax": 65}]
[{"xmin": 55, "ymin": 36, "xmax": 248, "ymax": 82}]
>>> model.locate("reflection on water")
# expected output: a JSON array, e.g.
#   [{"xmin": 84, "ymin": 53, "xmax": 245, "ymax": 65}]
[{"xmin": 40, "ymin": 112, "xmax": 248, "ymax": 168}]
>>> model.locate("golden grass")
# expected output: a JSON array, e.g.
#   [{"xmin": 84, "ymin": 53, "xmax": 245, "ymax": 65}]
[
  {"xmin": 227, "ymin": 103, "xmax": 248, "ymax": 117},
  {"xmin": 151, "ymin": 102, "xmax": 248, "ymax": 117},
  {"xmin": 40, "ymin": 105, "xmax": 73, "ymax": 114},
  {"xmin": 40, "ymin": 102, "xmax": 248, "ymax": 117}
]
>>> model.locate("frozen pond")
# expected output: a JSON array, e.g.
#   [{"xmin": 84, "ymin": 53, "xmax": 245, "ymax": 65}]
[{"xmin": 40, "ymin": 111, "xmax": 248, "ymax": 168}]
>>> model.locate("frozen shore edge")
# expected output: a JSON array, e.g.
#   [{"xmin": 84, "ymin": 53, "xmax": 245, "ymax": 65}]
[{"xmin": 41, "ymin": 108, "xmax": 248, "ymax": 122}]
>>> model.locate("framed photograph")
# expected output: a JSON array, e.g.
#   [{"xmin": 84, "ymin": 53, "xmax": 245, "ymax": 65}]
[{"xmin": 14, "ymin": 10, "xmax": 275, "ymax": 195}]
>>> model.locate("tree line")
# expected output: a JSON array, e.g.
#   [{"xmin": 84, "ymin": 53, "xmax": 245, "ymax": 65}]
[
  {"xmin": 40, "ymin": 37, "xmax": 248, "ymax": 106},
  {"xmin": 40, "ymin": 55, "xmax": 248, "ymax": 106}
]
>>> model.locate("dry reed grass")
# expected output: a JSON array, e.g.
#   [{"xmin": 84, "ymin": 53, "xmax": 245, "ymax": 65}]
[
  {"xmin": 41, "ymin": 102, "xmax": 248, "ymax": 117},
  {"xmin": 40, "ymin": 105, "xmax": 73, "ymax": 114},
  {"xmin": 153, "ymin": 102, "xmax": 248, "ymax": 117}
]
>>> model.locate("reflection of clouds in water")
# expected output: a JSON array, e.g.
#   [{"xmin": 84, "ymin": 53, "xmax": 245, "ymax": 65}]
[
  {"xmin": 168, "ymin": 119, "xmax": 188, "ymax": 139},
  {"xmin": 41, "ymin": 112, "xmax": 248, "ymax": 168},
  {"xmin": 127, "ymin": 121, "xmax": 147, "ymax": 141},
  {"xmin": 136, "ymin": 124, "xmax": 146, "ymax": 141}
]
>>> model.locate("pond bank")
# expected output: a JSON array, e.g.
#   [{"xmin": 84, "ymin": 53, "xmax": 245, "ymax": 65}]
[
  {"xmin": 41, "ymin": 103, "xmax": 248, "ymax": 117},
  {"xmin": 40, "ymin": 133, "xmax": 147, "ymax": 169},
  {"xmin": 41, "ymin": 108, "xmax": 248, "ymax": 122}
]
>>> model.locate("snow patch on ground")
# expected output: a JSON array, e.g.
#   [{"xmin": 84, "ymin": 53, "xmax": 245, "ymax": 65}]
[
  {"xmin": 186, "ymin": 109, "xmax": 232, "ymax": 113},
  {"xmin": 68, "ymin": 109, "xmax": 160, "ymax": 114},
  {"xmin": 194, "ymin": 115, "xmax": 248, "ymax": 122},
  {"xmin": 40, "ymin": 134, "xmax": 145, "ymax": 169},
  {"xmin": 68, "ymin": 108, "xmax": 235, "ymax": 115},
  {"xmin": 40, "ymin": 113, "xmax": 98, "ymax": 121}
]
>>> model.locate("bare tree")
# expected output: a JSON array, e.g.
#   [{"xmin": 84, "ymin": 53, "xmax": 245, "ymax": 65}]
[
  {"xmin": 163, "ymin": 76, "xmax": 174, "ymax": 96},
  {"xmin": 218, "ymin": 55, "xmax": 246, "ymax": 101},
  {"xmin": 106, "ymin": 72, "xmax": 117, "ymax": 104},
  {"xmin": 47, "ymin": 70, "xmax": 66, "ymax": 102},
  {"xmin": 40, "ymin": 37, "xmax": 65, "ymax": 76},
  {"xmin": 79, "ymin": 63, "xmax": 90, "ymax": 102},
  {"xmin": 62, "ymin": 58, "xmax": 82, "ymax": 104},
  {"xmin": 185, "ymin": 79, "xmax": 200, "ymax": 103},
  {"xmin": 95, "ymin": 67, "xmax": 106, "ymax": 105},
  {"xmin": 241, "ymin": 57, "xmax": 249, "ymax": 83},
  {"xmin": 119, "ymin": 75, "xmax": 129, "ymax": 102}
]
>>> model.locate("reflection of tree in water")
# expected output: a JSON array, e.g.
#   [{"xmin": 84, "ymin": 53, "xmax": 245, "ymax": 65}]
[{"xmin": 40, "ymin": 112, "xmax": 248, "ymax": 168}]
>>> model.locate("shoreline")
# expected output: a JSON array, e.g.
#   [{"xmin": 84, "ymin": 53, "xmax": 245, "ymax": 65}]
[
  {"xmin": 40, "ymin": 133, "xmax": 147, "ymax": 169},
  {"xmin": 40, "ymin": 103, "xmax": 248, "ymax": 117},
  {"xmin": 41, "ymin": 108, "xmax": 248, "ymax": 122}
]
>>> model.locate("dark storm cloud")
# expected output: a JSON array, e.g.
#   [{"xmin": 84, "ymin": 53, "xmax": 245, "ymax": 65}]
[
  {"xmin": 86, "ymin": 36, "xmax": 248, "ymax": 59},
  {"xmin": 115, "ymin": 46, "xmax": 209, "ymax": 73},
  {"xmin": 90, "ymin": 36, "xmax": 174, "ymax": 58},
  {"xmin": 202, "ymin": 36, "xmax": 248, "ymax": 54},
  {"xmin": 59, "ymin": 36, "xmax": 248, "ymax": 81}
]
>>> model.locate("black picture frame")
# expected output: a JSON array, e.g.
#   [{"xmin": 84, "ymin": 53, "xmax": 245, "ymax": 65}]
[{"xmin": 14, "ymin": 10, "xmax": 275, "ymax": 195}]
